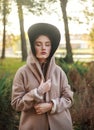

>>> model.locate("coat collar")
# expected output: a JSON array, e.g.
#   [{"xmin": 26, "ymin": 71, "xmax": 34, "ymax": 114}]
[{"xmin": 26, "ymin": 50, "xmax": 56, "ymax": 82}]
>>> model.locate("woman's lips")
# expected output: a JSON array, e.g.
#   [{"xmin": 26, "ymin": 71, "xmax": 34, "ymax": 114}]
[{"xmin": 41, "ymin": 52, "xmax": 47, "ymax": 55}]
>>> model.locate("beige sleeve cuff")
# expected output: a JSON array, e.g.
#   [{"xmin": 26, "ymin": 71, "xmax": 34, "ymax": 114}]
[
  {"xmin": 50, "ymin": 99, "xmax": 57, "ymax": 114},
  {"xmin": 34, "ymin": 88, "xmax": 43, "ymax": 100}
]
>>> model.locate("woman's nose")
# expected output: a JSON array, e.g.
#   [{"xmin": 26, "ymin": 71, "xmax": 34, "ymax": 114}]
[{"xmin": 42, "ymin": 44, "xmax": 46, "ymax": 49}]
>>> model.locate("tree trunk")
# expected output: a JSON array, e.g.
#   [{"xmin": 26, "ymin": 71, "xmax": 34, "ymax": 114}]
[
  {"xmin": 1, "ymin": 0, "xmax": 6, "ymax": 59},
  {"xmin": 17, "ymin": 0, "xmax": 27, "ymax": 61},
  {"xmin": 60, "ymin": 0, "xmax": 73, "ymax": 63}
]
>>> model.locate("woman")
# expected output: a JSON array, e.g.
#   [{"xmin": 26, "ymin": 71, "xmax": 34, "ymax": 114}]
[{"xmin": 11, "ymin": 23, "xmax": 73, "ymax": 130}]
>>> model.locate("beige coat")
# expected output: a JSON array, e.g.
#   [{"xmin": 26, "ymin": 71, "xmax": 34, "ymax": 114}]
[{"xmin": 11, "ymin": 51, "xmax": 73, "ymax": 130}]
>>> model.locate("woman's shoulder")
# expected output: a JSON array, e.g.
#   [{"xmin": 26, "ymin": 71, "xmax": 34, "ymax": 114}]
[
  {"xmin": 55, "ymin": 64, "xmax": 63, "ymax": 72},
  {"xmin": 55, "ymin": 64, "xmax": 66, "ymax": 76}
]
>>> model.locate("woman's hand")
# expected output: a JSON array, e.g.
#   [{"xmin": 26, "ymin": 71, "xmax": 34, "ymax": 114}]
[
  {"xmin": 37, "ymin": 79, "xmax": 51, "ymax": 95},
  {"xmin": 34, "ymin": 102, "xmax": 53, "ymax": 114}
]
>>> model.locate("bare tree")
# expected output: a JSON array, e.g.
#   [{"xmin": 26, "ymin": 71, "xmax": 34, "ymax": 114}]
[
  {"xmin": 16, "ymin": 0, "xmax": 27, "ymax": 61},
  {"xmin": 60, "ymin": 0, "xmax": 73, "ymax": 63},
  {"xmin": 0, "ymin": 0, "xmax": 10, "ymax": 59},
  {"xmin": 15, "ymin": 0, "xmax": 48, "ymax": 61},
  {"xmin": 43, "ymin": 0, "xmax": 73, "ymax": 63}
]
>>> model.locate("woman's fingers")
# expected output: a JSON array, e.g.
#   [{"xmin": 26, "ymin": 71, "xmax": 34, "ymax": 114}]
[{"xmin": 34, "ymin": 103, "xmax": 52, "ymax": 114}]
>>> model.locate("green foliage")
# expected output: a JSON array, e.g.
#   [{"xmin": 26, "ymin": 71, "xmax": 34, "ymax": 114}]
[
  {"xmin": 0, "ymin": 0, "xmax": 11, "ymax": 15},
  {"xmin": 0, "ymin": 58, "xmax": 24, "ymax": 130},
  {"xmin": 0, "ymin": 74, "xmax": 18, "ymax": 130},
  {"xmin": 90, "ymin": 27, "xmax": 94, "ymax": 41},
  {"xmin": 89, "ymin": 26, "xmax": 94, "ymax": 49},
  {"xmin": 69, "ymin": 62, "xmax": 94, "ymax": 130},
  {"xmin": 71, "ymin": 61, "xmax": 88, "ymax": 76},
  {"xmin": 0, "ymin": 73, "xmax": 9, "ymax": 95},
  {"xmin": 0, "ymin": 58, "xmax": 25, "ymax": 74},
  {"xmin": 56, "ymin": 57, "xmax": 70, "ymax": 74},
  {"xmin": 0, "ymin": 74, "xmax": 22, "ymax": 130},
  {"xmin": 73, "ymin": 125, "xmax": 82, "ymax": 130},
  {"xmin": 56, "ymin": 57, "xmax": 88, "ymax": 76}
]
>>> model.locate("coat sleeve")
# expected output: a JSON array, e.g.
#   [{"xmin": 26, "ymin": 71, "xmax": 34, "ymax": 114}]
[
  {"xmin": 50, "ymin": 69, "xmax": 73, "ymax": 114},
  {"xmin": 11, "ymin": 68, "xmax": 43, "ymax": 112}
]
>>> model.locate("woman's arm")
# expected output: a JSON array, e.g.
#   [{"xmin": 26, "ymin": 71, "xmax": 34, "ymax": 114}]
[
  {"xmin": 11, "ymin": 69, "xmax": 51, "ymax": 112},
  {"xmin": 50, "ymin": 70, "xmax": 73, "ymax": 114},
  {"xmin": 11, "ymin": 69, "xmax": 43, "ymax": 111}
]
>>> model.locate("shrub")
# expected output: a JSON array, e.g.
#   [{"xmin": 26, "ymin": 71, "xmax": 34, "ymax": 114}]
[
  {"xmin": 56, "ymin": 57, "xmax": 71, "ymax": 74},
  {"xmin": 56, "ymin": 57, "xmax": 88, "ymax": 76},
  {"xmin": 71, "ymin": 61, "xmax": 88, "ymax": 76},
  {"xmin": 56, "ymin": 58, "xmax": 94, "ymax": 130},
  {"xmin": 0, "ymin": 74, "xmax": 19, "ymax": 130},
  {"xmin": 70, "ymin": 62, "xmax": 94, "ymax": 130}
]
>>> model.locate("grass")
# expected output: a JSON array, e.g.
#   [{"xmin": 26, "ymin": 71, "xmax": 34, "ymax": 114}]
[{"xmin": 0, "ymin": 58, "xmax": 25, "ymax": 76}]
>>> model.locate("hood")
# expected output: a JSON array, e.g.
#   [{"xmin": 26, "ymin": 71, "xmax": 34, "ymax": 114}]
[
  {"xmin": 28, "ymin": 23, "xmax": 61, "ymax": 57},
  {"xmin": 26, "ymin": 50, "xmax": 56, "ymax": 82}
]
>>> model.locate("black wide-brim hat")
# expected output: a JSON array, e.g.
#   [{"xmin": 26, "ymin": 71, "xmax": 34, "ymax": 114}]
[{"xmin": 28, "ymin": 23, "xmax": 61, "ymax": 57}]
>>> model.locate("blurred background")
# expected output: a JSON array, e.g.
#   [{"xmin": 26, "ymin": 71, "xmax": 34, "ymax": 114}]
[{"xmin": 0, "ymin": 0, "xmax": 94, "ymax": 130}]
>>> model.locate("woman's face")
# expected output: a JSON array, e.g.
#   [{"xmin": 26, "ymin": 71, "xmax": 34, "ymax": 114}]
[{"xmin": 34, "ymin": 35, "xmax": 51, "ymax": 63}]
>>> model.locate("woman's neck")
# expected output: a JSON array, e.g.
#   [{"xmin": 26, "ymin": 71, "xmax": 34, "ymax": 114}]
[{"xmin": 38, "ymin": 59, "xmax": 47, "ymax": 64}]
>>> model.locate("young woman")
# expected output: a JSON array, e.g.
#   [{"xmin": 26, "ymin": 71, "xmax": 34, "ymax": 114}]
[{"xmin": 11, "ymin": 23, "xmax": 73, "ymax": 130}]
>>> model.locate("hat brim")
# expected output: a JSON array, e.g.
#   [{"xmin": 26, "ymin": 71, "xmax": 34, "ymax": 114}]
[{"xmin": 28, "ymin": 23, "xmax": 61, "ymax": 57}]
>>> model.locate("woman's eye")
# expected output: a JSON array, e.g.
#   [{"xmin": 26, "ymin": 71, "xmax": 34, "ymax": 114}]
[
  {"xmin": 46, "ymin": 43, "xmax": 51, "ymax": 46},
  {"xmin": 35, "ymin": 42, "xmax": 51, "ymax": 47},
  {"xmin": 36, "ymin": 43, "xmax": 41, "ymax": 46},
  {"xmin": 37, "ymin": 44, "xmax": 41, "ymax": 46}
]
